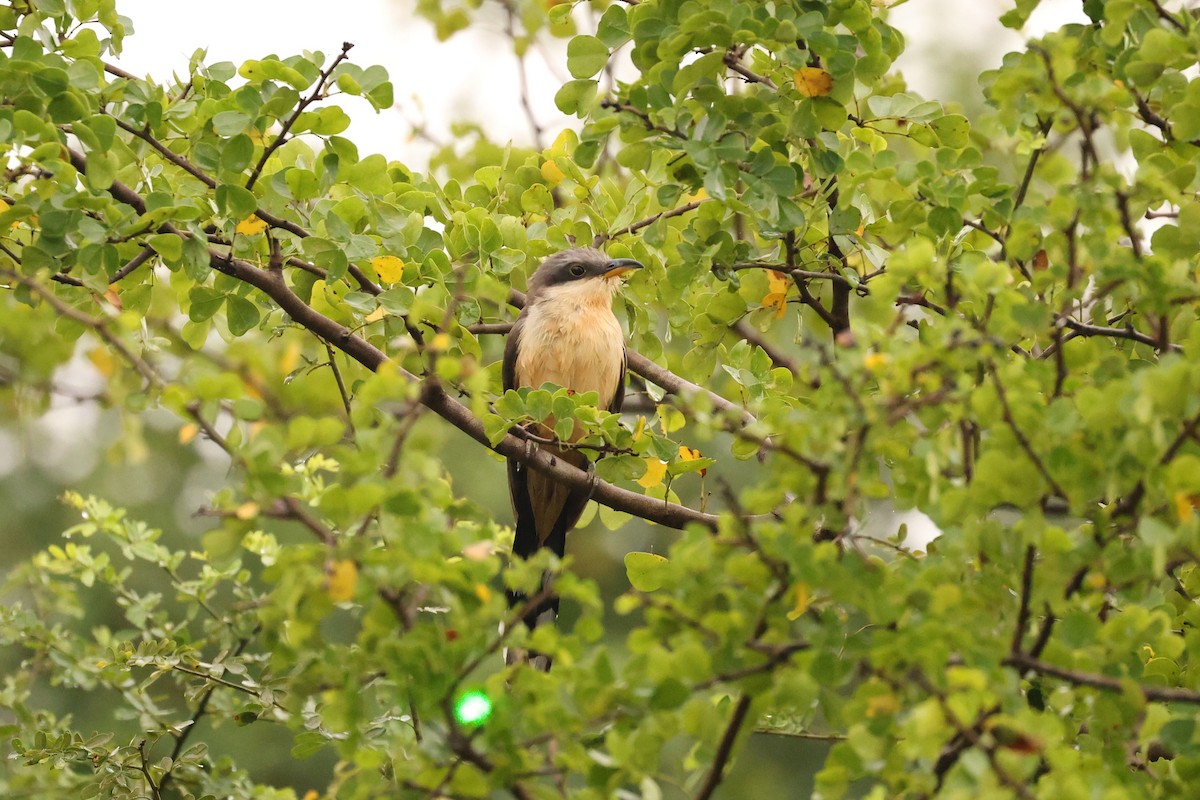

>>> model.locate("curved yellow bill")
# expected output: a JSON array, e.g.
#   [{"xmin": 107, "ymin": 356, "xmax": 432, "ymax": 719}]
[{"xmin": 603, "ymin": 258, "xmax": 644, "ymax": 278}]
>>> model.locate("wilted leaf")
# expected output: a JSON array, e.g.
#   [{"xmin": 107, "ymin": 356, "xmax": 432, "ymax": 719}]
[
  {"xmin": 372, "ymin": 255, "xmax": 404, "ymax": 283},
  {"xmin": 793, "ymin": 67, "xmax": 833, "ymax": 97},
  {"xmin": 326, "ymin": 560, "xmax": 358, "ymax": 602},
  {"xmin": 236, "ymin": 215, "xmax": 268, "ymax": 236},
  {"xmin": 637, "ymin": 458, "xmax": 667, "ymax": 488}
]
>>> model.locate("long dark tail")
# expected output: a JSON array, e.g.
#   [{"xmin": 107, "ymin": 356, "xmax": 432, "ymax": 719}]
[{"xmin": 505, "ymin": 458, "xmax": 574, "ymax": 670}]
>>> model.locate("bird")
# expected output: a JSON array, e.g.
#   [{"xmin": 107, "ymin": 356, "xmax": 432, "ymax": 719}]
[{"xmin": 502, "ymin": 247, "xmax": 642, "ymax": 668}]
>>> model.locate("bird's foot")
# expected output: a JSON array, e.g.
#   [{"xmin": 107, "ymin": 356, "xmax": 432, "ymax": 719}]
[{"xmin": 585, "ymin": 461, "xmax": 598, "ymax": 499}]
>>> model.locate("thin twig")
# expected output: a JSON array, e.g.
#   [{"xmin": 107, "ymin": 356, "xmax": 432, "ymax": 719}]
[
  {"xmin": 989, "ymin": 365, "xmax": 1067, "ymax": 500},
  {"xmin": 0, "ymin": 267, "xmax": 163, "ymax": 386},
  {"xmin": 693, "ymin": 694, "xmax": 753, "ymax": 800},
  {"xmin": 111, "ymin": 245, "xmax": 155, "ymax": 283},
  {"xmin": 158, "ymin": 631, "xmax": 257, "ymax": 795},
  {"xmin": 324, "ymin": 341, "xmax": 357, "ymax": 437},
  {"xmin": 1004, "ymin": 653, "xmax": 1200, "ymax": 704},
  {"xmin": 246, "ymin": 42, "xmax": 354, "ymax": 190},
  {"xmin": 1011, "ymin": 545, "xmax": 1036, "ymax": 655},
  {"xmin": 592, "ymin": 198, "xmax": 709, "ymax": 247},
  {"xmin": 722, "ymin": 49, "xmax": 777, "ymax": 89},
  {"xmin": 729, "ymin": 262, "xmax": 855, "ymax": 287},
  {"xmin": 502, "ymin": 2, "xmax": 543, "ymax": 149},
  {"xmin": 136, "ymin": 740, "xmax": 162, "ymax": 800},
  {"xmin": 599, "ymin": 100, "xmax": 686, "ymax": 138},
  {"xmin": 732, "ymin": 318, "xmax": 798, "ymax": 375}
]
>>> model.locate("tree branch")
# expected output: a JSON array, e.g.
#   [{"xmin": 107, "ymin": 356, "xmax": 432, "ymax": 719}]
[
  {"xmin": 599, "ymin": 100, "xmax": 686, "ymax": 139},
  {"xmin": 1004, "ymin": 653, "xmax": 1200, "ymax": 704},
  {"xmin": 157, "ymin": 631, "xmax": 257, "ymax": 796},
  {"xmin": 1, "ymin": 267, "xmax": 163, "ymax": 386},
  {"xmin": 1011, "ymin": 545, "xmax": 1036, "ymax": 655},
  {"xmin": 693, "ymin": 694, "xmax": 753, "ymax": 800},
  {"xmin": 732, "ymin": 318, "xmax": 798, "ymax": 375},
  {"xmin": 136, "ymin": 740, "xmax": 162, "ymax": 800},
  {"xmin": 989, "ymin": 365, "xmax": 1068, "ymax": 500},
  {"xmin": 592, "ymin": 198, "xmax": 709, "ymax": 247}
]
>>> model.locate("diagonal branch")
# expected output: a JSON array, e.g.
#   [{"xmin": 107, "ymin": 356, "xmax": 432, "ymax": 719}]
[
  {"xmin": 592, "ymin": 198, "xmax": 710, "ymax": 247},
  {"xmin": 1003, "ymin": 652, "xmax": 1200, "ymax": 704},
  {"xmin": 693, "ymin": 694, "xmax": 753, "ymax": 800},
  {"xmin": 246, "ymin": 42, "xmax": 354, "ymax": 190},
  {"xmin": 0, "ymin": 267, "xmax": 163, "ymax": 386},
  {"xmin": 988, "ymin": 365, "xmax": 1067, "ymax": 500}
]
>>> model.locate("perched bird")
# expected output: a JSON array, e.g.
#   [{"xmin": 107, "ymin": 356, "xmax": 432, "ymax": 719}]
[{"xmin": 503, "ymin": 248, "xmax": 642, "ymax": 667}]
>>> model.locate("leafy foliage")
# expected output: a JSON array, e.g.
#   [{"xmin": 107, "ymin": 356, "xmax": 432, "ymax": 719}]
[{"xmin": 3, "ymin": 0, "xmax": 1200, "ymax": 797}]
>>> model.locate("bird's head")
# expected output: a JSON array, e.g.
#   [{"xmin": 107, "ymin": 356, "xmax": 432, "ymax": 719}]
[{"xmin": 526, "ymin": 248, "xmax": 643, "ymax": 303}]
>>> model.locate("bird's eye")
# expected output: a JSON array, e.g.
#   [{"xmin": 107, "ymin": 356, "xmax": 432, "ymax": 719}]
[{"xmin": 568, "ymin": 264, "xmax": 586, "ymax": 277}]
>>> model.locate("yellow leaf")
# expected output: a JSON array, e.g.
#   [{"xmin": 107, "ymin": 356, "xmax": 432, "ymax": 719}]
[
  {"xmin": 1175, "ymin": 491, "xmax": 1197, "ymax": 522},
  {"xmin": 325, "ymin": 560, "xmax": 358, "ymax": 602},
  {"xmin": 236, "ymin": 215, "xmax": 268, "ymax": 236},
  {"xmin": 865, "ymin": 694, "xmax": 899, "ymax": 718},
  {"xmin": 179, "ymin": 423, "xmax": 199, "ymax": 445},
  {"xmin": 761, "ymin": 270, "xmax": 790, "ymax": 319},
  {"xmin": 657, "ymin": 404, "xmax": 686, "ymax": 434},
  {"xmin": 302, "ymin": 791, "xmax": 319, "ymax": 800},
  {"xmin": 762, "ymin": 291, "xmax": 788, "ymax": 319},
  {"xmin": 632, "ymin": 415, "xmax": 647, "ymax": 442},
  {"xmin": 372, "ymin": 255, "xmax": 405, "ymax": 283},
  {"xmin": 365, "ymin": 306, "xmax": 387, "ymax": 324},
  {"xmin": 677, "ymin": 444, "xmax": 707, "ymax": 476},
  {"xmin": 766, "ymin": 269, "xmax": 789, "ymax": 295},
  {"xmin": 547, "ymin": 128, "xmax": 576, "ymax": 157},
  {"xmin": 430, "ymin": 332, "xmax": 451, "ymax": 351},
  {"xmin": 88, "ymin": 347, "xmax": 115, "ymax": 377},
  {"xmin": 473, "ymin": 583, "xmax": 492, "ymax": 603},
  {"xmin": 863, "ymin": 353, "xmax": 889, "ymax": 371},
  {"xmin": 637, "ymin": 458, "xmax": 668, "ymax": 489},
  {"xmin": 787, "ymin": 583, "xmax": 811, "ymax": 620},
  {"xmin": 540, "ymin": 160, "xmax": 566, "ymax": 185},
  {"xmin": 235, "ymin": 501, "xmax": 259, "ymax": 520},
  {"xmin": 793, "ymin": 67, "xmax": 833, "ymax": 97},
  {"xmin": 279, "ymin": 340, "xmax": 303, "ymax": 374}
]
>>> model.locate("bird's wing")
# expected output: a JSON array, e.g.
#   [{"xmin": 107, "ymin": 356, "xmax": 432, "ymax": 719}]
[
  {"xmin": 502, "ymin": 314, "xmax": 523, "ymax": 393},
  {"xmin": 608, "ymin": 345, "xmax": 627, "ymax": 413}
]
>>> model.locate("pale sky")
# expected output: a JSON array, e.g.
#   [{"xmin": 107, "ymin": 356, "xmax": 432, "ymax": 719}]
[{"xmin": 115, "ymin": 0, "xmax": 1088, "ymax": 167}]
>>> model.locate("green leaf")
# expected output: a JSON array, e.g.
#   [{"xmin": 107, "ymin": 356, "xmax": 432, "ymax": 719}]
[
  {"xmin": 147, "ymin": 233, "xmax": 183, "ymax": 263},
  {"xmin": 930, "ymin": 114, "xmax": 969, "ymax": 148},
  {"xmin": 554, "ymin": 79, "xmax": 598, "ymax": 115},
  {"xmin": 624, "ymin": 551, "xmax": 668, "ymax": 592},
  {"xmin": 212, "ymin": 110, "xmax": 252, "ymax": 136},
  {"xmin": 225, "ymin": 296, "xmax": 260, "ymax": 335},
  {"xmin": 567, "ymin": 35, "xmax": 610, "ymax": 79},
  {"xmin": 84, "ymin": 151, "xmax": 117, "ymax": 192},
  {"xmin": 187, "ymin": 286, "xmax": 226, "ymax": 322},
  {"xmin": 216, "ymin": 184, "xmax": 258, "ymax": 218}
]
